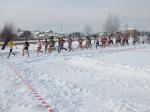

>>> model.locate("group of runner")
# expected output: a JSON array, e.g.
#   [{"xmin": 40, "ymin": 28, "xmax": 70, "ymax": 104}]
[
  {"xmin": 5, "ymin": 33, "xmax": 150, "ymax": 58},
  {"xmin": 94, "ymin": 33, "xmax": 130, "ymax": 48}
]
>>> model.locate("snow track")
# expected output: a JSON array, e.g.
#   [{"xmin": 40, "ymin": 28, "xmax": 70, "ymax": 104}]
[{"xmin": 1, "ymin": 45, "xmax": 150, "ymax": 112}]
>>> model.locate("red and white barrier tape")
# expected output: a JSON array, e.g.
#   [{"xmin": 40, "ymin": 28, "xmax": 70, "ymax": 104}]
[{"xmin": 8, "ymin": 62, "xmax": 53, "ymax": 112}]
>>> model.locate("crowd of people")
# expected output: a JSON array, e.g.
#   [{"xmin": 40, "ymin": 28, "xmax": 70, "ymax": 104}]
[{"xmin": 5, "ymin": 33, "xmax": 150, "ymax": 58}]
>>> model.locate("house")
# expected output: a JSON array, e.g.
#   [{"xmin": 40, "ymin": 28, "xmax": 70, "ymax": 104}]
[{"xmin": 126, "ymin": 28, "xmax": 138, "ymax": 36}]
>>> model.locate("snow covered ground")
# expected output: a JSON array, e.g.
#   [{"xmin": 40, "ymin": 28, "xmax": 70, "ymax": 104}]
[{"xmin": 0, "ymin": 44, "xmax": 150, "ymax": 112}]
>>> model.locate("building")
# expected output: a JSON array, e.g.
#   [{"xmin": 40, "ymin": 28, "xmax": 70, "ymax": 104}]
[{"xmin": 126, "ymin": 28, "xmax": 138, "ymax": 36}]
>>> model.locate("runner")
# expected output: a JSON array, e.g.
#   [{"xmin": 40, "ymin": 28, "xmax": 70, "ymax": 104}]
[
  {"xmin": 58, "ymin": 37, "xmax": 67, "ymax": 53},
  {"xmin": 43, "ymin": 39, "xmax": 49, "ymax": 53},
  {"xmin": 116, "ymin": 34, "xmax": 121, "ymax": 47},
  {"xmin": 125, "ymin": 33, "xmax": 129, "ymax": 45},
  {"xmin": 146, "ymin": 33, "xmax": 150, "ymax": 44},
  {"xmin": 108, "ymin": 35, "xmax": 115, "ymax": 47},
  {"xmin": 48, "ymin": 42, "xmax": 53, "ymax": 54},
  {"xmin": 57, "ymin": 37, "xmax": 61, "ymax": 53},
  {"xmin": 140, "ymin": 34, "xmax": 146, "ymax": 44},
  {"xmin": 122, "ymin": 33, "xmax": 129, "ymax": 46},
  {"xmin": 22, "ymin": 39, "xmax": 30, "ymax": 57},
  {"xmin": 94, "ymin": 35, "xmax": 100, "ymax": 49},
  {"xmin": 36, "ymin": 39, "xmax": 43, "ymax": 55},
  {"xmin": 78, "ymin": 36, "xmax": 83, "ymax": 50},
  {"xmin": 101, "ymin": 36, "xmax": 107, "ymax": 48},
  {"xmin": 7, "ymin": 40, "xmax": 16, "ymax": 58},
  {"xmin": 49, "ymin": 37, "xmax": 55, "ymax": 51},
  {"xmin": 85, "ymin": 36, "xmax": 92, "ymax": 49},
  {"xmin": 67, "ymin": 36, "xmax": 73, "ymax": 52}
]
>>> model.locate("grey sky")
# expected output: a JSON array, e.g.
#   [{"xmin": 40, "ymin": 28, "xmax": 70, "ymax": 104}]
[{"xmin": 0, "ymin": 0, "xmax": 150, "ymax": 32}]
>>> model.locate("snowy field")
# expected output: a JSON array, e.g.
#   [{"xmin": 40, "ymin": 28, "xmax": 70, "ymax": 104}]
[{"xmin": 0, "ymin": 44, "xmax": 150, "ymax": 112}]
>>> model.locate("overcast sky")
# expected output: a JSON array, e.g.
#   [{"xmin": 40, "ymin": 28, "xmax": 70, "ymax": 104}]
[{"xmin": 0, "ymin": 0, "xmax": 150, "ymax": 32}]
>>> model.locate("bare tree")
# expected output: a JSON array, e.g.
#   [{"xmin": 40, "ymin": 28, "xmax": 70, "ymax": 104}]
[
  {"xmin": 103, "ymin": 13, "xmax": 120, "ymax": 33},
  {"xmin": 83, "ymin": 25, "xmax": 92, "ymax": 36},
  {"xmin": 0, "ymin": 22, "xmax": 16, "ymax": 50}
]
